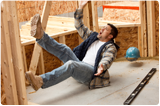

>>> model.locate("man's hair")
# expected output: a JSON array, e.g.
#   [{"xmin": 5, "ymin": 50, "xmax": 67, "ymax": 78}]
[{"xmin": 107, "ymin": 23, "xmax": 118, "ymax": 39}]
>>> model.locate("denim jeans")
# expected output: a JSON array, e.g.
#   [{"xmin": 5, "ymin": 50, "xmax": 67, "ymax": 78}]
[{"xmin": 36, "ymin": 33, "xmax": 94, "ymax": 88}]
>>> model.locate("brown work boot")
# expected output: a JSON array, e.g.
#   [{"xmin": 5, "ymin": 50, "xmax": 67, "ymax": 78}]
[
  {"xmin": 30, "ymin": 14, "xmax": 44, "ymax": 39},
  {"xmin": 25, "ymin": 71, "xmax": 43, "ymax": 91}
]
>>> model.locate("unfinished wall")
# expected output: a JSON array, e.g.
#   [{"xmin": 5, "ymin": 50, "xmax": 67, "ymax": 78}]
[
  {"xmin": 16, "ymin": 1, "xmax": 120, "ymax": 22},
  {"xmin": 155, "ymin": 1, "xmax": 159, "ymax": 56},
  {"xmin": 116, "ymin": 27, "xmax": 138, "ymax": 58}
]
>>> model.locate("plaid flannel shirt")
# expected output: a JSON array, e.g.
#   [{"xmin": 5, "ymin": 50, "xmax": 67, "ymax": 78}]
[{"xmin": 74, "ymin": 9, "xmax": 118, "ymax": 89}]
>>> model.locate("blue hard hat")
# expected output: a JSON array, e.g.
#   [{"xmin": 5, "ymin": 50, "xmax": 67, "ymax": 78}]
[{"xmin": 125, "ymin": 47, "xmax": 140, "ymax": 61}]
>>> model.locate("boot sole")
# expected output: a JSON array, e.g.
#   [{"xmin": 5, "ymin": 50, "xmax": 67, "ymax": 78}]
[
  {"xmin": 25, "ymin": 72, "xmax": 38, "ymax": 91},
  {"xmin": 30, "ymin": 14, "xmax": 40, "ymax": 37}
]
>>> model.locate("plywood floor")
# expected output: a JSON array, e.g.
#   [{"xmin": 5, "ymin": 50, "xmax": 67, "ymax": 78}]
[{"xmin": 26, "ymin": 59, "xmax": 159, "ymax": 105}]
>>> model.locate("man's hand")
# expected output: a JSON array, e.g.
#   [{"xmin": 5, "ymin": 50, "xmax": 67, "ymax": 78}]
[
  {"xmin": 78, "ymin": 0, "xmax": 89, "ymax": 9},
  {"xmin": 94, "ymin": 64, "xmax": 104, "ymax": 76}
]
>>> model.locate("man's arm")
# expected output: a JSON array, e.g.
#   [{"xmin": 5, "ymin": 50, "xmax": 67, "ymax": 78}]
[
  {"xmin": 94, "ymin": 44, "xmax": 117, "ymax": 76},
  {"xmin": 74, "ymin": 1, "xmax": 93, "ymax": 40}
]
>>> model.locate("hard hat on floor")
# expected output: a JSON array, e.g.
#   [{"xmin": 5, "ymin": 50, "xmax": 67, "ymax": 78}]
[{"xmin": 125, "ymin": 47, "xmax": 140, "ymax": 61}]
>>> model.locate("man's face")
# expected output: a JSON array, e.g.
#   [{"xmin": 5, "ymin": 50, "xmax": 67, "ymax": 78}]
[{"xmin": 97, "ymin": 25, "xmax": 113, "ymax": 41}]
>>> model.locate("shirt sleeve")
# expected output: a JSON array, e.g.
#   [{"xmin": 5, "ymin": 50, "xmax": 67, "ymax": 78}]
[
  {"xmin": 98, "ymin": 44, "xmax": 117, "ymax": 71},
  {"xmin": 74, "ymin": 9, "xmax": 93, "ymax": 40}
]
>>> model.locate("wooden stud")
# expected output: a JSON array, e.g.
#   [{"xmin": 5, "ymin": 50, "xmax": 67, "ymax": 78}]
[
  {"xmin": 22, "ymin": 46, "xmax": 28, "ymax": 73},
  {"xmin": 29, "ymin": 43, "xmax": 42, "ymax": 75},
  {"xmin": 29, "ymin": 1, "xmax": 52, "ymax": 75},
  {"xmin": 83, "ymin": 2, "xmax": 90, "ymax": 29},
  {"xmin": 138, "ymin": 26, "xmax": 142, "ymax": 57},
  {"xmin": 1, "ymin": 2, "xmax": 19, "ymax": 104},
  {"xmin": 6, "ymin": 1, "xmax": 28, "ymax": 104},
  {"xmin": 22, "ymin": 46, "xmax": 30, "ymax": 85},
  {"xmin": 59, "ymin": 36, "xmax": 66, "ymax": 44},
  {"xmin": 147, "ymin": 1, "xmax": 156, "ymax": 57},
  {"xmin": 139, "ymin": 1, "xmax": 147, "ymax": 57},
  {"xmin": 91, "ymin": 1, "xmax": 99, "ymax": 32},
  {"xmin": 59, "ymin": 36, "xmax": 66, "ymax": 65},
  {"xmin": 38, "ymin": 51, "xmax": 45, "ymax": 74}
]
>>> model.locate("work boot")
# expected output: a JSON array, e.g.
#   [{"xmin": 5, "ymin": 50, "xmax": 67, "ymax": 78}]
[
  {"xmin": 25, "ymin": 71, "xmax": 43, "ymax": 91},
  {"xmin": 30, "ymin": 14, "xmax": 44, "ymax": 39}
]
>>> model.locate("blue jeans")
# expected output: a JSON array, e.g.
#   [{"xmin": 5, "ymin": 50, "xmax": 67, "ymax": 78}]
[{"xmin": 36, "ymin": 33, "xmax": 94, "ymax": 88}]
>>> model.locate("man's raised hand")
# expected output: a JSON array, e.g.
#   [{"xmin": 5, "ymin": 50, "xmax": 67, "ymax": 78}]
[{"xmin": 78, "ymin": 0, "xmax": 89, "ymax": 9}]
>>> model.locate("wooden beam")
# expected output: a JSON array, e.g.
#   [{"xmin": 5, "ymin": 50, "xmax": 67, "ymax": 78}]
[
  {"xmin": 29, "ymin": 43, "xmax": 42, "ymax": 75},
  {"xmin": 91, "ymin": 1, "xmax": 99, "ymax": 32},
  {"xmin": 29, "ymin": 1, "xmax": 52, "ymax": 75},
  {"xmin": 59, "ymin": 36, "xmax": 66, "ymax": 65},
  {"xmin": 41, "ymin": 1, "xmax": 52, "ymax": 31},
  {"xmin": 22, "ymin": 46, "xmax": 30, "ymax": 85},
  {"xmin": 138, "ymin": 26, "xmax": 142, "ymax": 57},
  {"xmin": 1, "ymin": 2, "xmax": 19, "ymax": 104},
  {"xmin": 83, "ymin": 2, "xmax": 90, "ymax": 29},
  {"xmin": 139, "ymin": 1, "xmax": 147, "ymax": 57},
  {"xmin": 147, "ymin": 1, "xmax": 156, "ymax": 57},
  {"xmin": 59, "ymin": 36, "xmax": 66, "ymax": 44},
  {"xmin": 6, "ymin": 1, "xmax": 28, "ymax": 104},
  {"xmin": 22, "ymin": 29, "xmax": 77, "ymax": 46},
  {"xmin": 38, "ymin": 51, "xmax": 45, "ymax": 74}
]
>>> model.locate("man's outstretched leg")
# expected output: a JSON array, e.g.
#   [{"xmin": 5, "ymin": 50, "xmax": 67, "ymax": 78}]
[
  {"xmin": 26, "ymin": 60, "xmax": 94, "ymax": 91},
  {"xmin": 30, "ymin": 14, "xmax": 79, "ymax": 63}
]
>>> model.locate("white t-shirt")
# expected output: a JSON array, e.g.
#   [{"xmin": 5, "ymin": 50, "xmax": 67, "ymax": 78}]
[{"xmin": 82, "ymin": 40, "xmax": 105, "ymax": 66}]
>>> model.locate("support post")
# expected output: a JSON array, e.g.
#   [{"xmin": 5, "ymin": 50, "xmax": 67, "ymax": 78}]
[
  {"xmin": 2, "ymin": 1, "xmax": 28, "ymax": 104},
  {"xmin": 146, "ymin": 1, "xmax": 156, "ymax": 57},
  {"xmin": 91, "ymin": 1, "xmax": 99, "ymax": 32},
  {"xmin": 139, "ymin": 1, "xmax": 147, "ymax": 57},
  {"xmin": 138, "ymin": 26, "xmax": 142, "ymax": 57}
]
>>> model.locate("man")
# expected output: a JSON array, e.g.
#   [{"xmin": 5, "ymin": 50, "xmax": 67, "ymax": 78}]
[{"xmin": 25, "ymin": 1, "xmax": 119, "ymax": 91}]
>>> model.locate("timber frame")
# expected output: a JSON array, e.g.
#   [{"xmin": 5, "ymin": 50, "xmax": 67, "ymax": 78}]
[{"xmin": 1, "ymin": 1, "xmax": 157, "ymax": 105}]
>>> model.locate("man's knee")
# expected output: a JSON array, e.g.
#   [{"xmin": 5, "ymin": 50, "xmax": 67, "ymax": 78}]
[{"xmin": 66, "ymin": 60, "xmax": 76, "ymax": 66}]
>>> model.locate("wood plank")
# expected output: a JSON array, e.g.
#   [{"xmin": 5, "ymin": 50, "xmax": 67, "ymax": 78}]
[
  {"xmin": 22, "ymin": 29, "xmax": 77, "ymax": 45},
  {"xmin": 22, "ymin": 46, "xmax": 30, "ymax": 85},
  {"xmin": 147, "ymin": 1, "xmax": 156, "ymax": 57},
  {"xmin": 138, "ymin": 26, "xmax": 142, "ymax": 57},
  {"xmin": 83, "ymin": 2, "xmax": 90, "ymax": 29},
  {"xmin": 6, "ymin": 1, "xmax": 28, "ymax": 104},
  {"xmin": 29, "ymin": 43, "xmax": 42, "ymax": 75},
  {"xmin": 91, "ymin": 1, "xmax": 99, "ymax": 32},
  {"xmin": 139, "ymin": 1, "xmax": 147, "ymax": 57},
  {"xmin": 59, "ymin": 36, "xmax": 66, "ymax": 65},
  {"xmin": 29, "ymin": 1, "xmax": 52, "ymax": 75},
  {"xmin": 38, "ymin": 51, "xmax": 45, "ymax": 75},
  {"xmin": 1, "ymin": 2, "xmax": 19, "ymax": 104},
  {"xmin": 59, "ymin": 36, "xmax": 66, "ymax": 44},
  {"xmin": 41, "ymin": 1, "xmax": 52, "ymax": 30}
]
